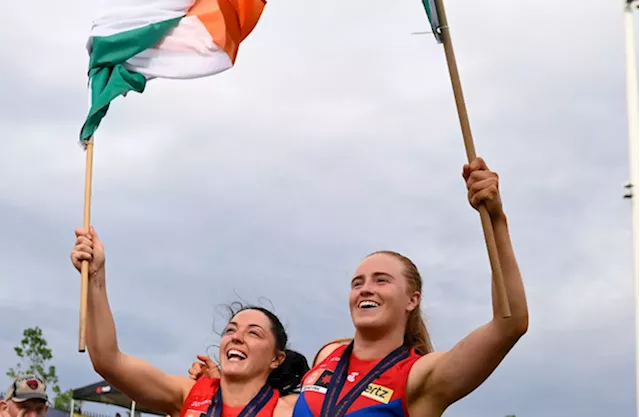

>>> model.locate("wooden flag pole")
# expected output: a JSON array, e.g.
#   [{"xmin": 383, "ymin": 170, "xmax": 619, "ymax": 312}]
[
  {"xmin": 79, "ymin": 137, "xmax": 95, "ymax": 352},
  {"xmin": 433, "ymin": 0, "xmax": 511, "ymax": 318}
]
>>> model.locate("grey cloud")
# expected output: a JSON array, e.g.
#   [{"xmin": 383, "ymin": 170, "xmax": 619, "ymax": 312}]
[{"xmin": 0, "ymin": 0, "xmax": 636, "ymax": 416}]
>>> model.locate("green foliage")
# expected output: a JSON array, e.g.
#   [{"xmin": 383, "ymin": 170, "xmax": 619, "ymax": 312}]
[
  {"xmin": 53, "ymin": 389, "xmax": 82, "ymax": 412},
  {"xmin": 6, "ymin": 327, "xmax": 82, "ymax": 411},
  {"xmin": 6, "ymin": 327, "xmax": 58, "ymax": 389}
]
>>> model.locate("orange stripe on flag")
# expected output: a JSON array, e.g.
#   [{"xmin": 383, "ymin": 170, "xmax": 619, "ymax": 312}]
[{"xmin": 187, "ymin": 0, "xmax": 266, "ymax": 63}]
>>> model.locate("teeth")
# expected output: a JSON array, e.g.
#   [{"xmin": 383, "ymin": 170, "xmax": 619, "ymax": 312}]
[
  {"xmin": 227, "ymin": 349, "xmax": 247, "ymax": 360},
  {"xmin": 359, "ymin": 300, "xmax": 380, "ymax": 308}
]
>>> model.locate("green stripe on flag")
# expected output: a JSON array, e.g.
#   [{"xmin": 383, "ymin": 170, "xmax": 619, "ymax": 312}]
[
  {"xmin": 421, "ymin": 0, "xmax": 442, "ymax": 43},
  {"xmin": 80, "ymin": 17, "xmax": 182, "ymax": 141}
]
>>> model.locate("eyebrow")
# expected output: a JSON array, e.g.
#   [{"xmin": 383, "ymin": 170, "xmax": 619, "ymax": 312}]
[
  {"xmin": 227, "ymin": 321, "xmax": 266, "ymax": 331},
  {"xmin": 351, "ymin": 272, "xmax": 395, "ymax": 281}
]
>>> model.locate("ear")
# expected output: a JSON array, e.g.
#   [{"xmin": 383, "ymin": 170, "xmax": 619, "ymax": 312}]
[
  {"xmin": 406, "ymin": 291, "xmax": 421, "ymax": 313},
  {"xmin": 0, "ymin": 400, "xmax": 8, "ymax": 416},
  {"xmin": 270, "ymin": 350, "xmax": 286, "ymax": 370}
]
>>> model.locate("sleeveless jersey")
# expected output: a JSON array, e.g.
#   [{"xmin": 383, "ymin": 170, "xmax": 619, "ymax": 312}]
[
  {"xmin": 292, "ymin": 344, "xmax": 422, "ymax": 417},
  {"xmin": 180, "ymin": 377, "xmax": 280, "ymax": 417}
]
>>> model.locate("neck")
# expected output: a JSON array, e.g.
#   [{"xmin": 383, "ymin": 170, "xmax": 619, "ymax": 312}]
[
  {"xmin": 220, "ymin": 375, "xmax": 268, "ymax": 407},
  {"xmin": 353, "ymin": 328, "xmax": 405, "ymax": 360}
]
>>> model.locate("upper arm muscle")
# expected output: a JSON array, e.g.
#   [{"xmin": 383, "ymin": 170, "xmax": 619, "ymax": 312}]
[
  {"xmin": 98, "ymin": 353, "xmax": 194, "ymax": 415},
  {"xmin": 408, "ymin": 321, "xmax": 524, "ymax": 408}
]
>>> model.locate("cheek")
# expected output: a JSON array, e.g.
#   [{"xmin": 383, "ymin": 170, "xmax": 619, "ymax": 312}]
[
  {"xmin": 349, "ymin": 290, "xmax": 358, "ymax": 306},
  {"xmin": 219, "ymin": 335, "xmax": 232, "ymax": 351},
  {"xmin": 381, "ymin": 287, "xmax": 406, "ymax": 307},
  {"xmin": 249, "ymin": 340, "xmax": 273, "ymax": 363}
]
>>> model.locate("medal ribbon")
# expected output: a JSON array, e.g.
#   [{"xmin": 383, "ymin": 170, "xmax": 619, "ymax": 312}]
[{"xmin": 319, "ymin": 341, "xmax": 409, "ymax": 417}]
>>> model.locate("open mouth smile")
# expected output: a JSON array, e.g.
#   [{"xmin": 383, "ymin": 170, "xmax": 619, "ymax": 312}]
[
  {"xmin": 358, "ymin": 300, "xmax": 380, "ymax": 309},
  {"xmin": 226, "ymin": 349, "xmax": 247, "ymax": 362}
]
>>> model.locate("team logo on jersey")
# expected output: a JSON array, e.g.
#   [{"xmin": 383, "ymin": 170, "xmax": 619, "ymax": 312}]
[
  {"xmin": 302, "ymin": 369, "xmax": 334, "ymax": 394},
  {"xmin": 304, "ymin": 369, "xmax": 322, "ymax": 387},
  {"xmin": 361, "ymin": 383, "xmax": 394, "ymax": 404},
  {"xmin": 346, "ymin": 372, "xmax": 359, "ymax": 383},
  {"xmin": 189, "ymin": 399, "xmax": 212, "ymax": 408}
]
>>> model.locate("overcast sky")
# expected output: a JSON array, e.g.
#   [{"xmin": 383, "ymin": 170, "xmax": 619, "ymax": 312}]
[{"xmin": 0, "ymin": 1, "xmax": 637, "ymax": 416}]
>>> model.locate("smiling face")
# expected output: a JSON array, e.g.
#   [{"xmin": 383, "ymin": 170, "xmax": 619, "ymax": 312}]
[
  {"xmin": 349, "ymin": 253, "xmax": 421, "ymax": 336},
  {"xmin": 219, "ymin": 309, "xmax": 284, "ymax": 381}
]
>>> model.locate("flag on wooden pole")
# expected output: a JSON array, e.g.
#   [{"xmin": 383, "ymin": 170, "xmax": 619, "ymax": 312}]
[
  {"xmin": 420, "ymin": 0, "xmax": 442, "ymax": 43},
  {"xmin": 76, "ymin": 0, "xmax": 266, "ymax": 353},
  {"xmin": 417, "ymin": 0, "xmax": 511, "ymax": 317},
  {"xmin": 80, "ymin": 0, "xmax": 266, "ymax": 142}
]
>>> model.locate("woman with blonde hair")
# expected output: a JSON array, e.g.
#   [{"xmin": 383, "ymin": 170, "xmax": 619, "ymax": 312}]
[{"xmin": 191, "ymin": 158, "xmax": 528, "ymax": 417}]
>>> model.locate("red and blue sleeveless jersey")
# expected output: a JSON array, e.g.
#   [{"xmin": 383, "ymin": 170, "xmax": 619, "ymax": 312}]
[
  {"xmin": 292, "ymin": 345, "xmax": 422, "ymax": 417},
  {"xmin": 180, "ymin": 377, "xmax": 280, "ymax": 417}
]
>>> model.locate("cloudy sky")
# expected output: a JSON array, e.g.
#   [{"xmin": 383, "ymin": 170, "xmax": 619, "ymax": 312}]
[{"xmin": 0, "ymin": 0, "xmax": 637, "ymax": 416}]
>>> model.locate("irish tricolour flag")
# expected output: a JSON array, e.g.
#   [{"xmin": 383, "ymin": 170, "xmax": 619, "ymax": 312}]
[{"xmin": 80, "ymin": 0, "xmax": 266, "ymax": 141}]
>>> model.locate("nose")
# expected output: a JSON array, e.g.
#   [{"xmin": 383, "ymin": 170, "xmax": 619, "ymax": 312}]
[
  {"xmin": 358, "ymin": 279, "xmax": 375, "ymax": 297},
  {"xmin": 231, "ymin": 330, "xmax": 245, "ymax": 344}
]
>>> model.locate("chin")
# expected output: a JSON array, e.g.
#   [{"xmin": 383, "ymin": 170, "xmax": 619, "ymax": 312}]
[
  {"xmin": 353, "ymin": 313, "xmax": 383, "ymax": 329},
  {"xmin": 221, "ymin": 361, "xmax": 249, "ymax": 377}
]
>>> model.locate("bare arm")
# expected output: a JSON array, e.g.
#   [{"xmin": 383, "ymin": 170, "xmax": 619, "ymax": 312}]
[
  {"xmin": 87, "ymin": 269, "xmax": 194, "ymax": 414},
  {"xmin": 312, "ymin": 339, "xmax": 352, "ymax": 366},
  {"xmin": 73, "ymin": 229, "xmax": 194, "ymax": 415},
  {"xmin": 407, "ymin": 159, "xmax": 529, "ymax": 411}
]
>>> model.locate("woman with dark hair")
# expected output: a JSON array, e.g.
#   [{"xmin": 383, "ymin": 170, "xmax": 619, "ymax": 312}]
[
  {"xmin": 70, "ymin": 232, "xmax": 309, "ymax": 417},
  {"xmin": 190, "ymin": 158, "xmax": 528, "ymax": 417}
]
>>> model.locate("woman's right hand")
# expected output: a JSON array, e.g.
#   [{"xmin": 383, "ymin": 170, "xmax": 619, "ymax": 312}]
[
  {"xmin": 188, "ymin": 355, "xmax": 221, "ymax": 380},
  {"xmin": 70, "ymin": 227, "xmax": 106, "ymax": 277}
]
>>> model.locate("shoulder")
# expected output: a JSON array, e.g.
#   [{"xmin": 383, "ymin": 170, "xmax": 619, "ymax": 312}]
[
  {"xmin": 177, "ymin": 377, "xmax": 220, "ymax": 417},
  {"xmin": 406, "ymin": 351, "xmax": 445, "ymax": 400},
  {"xmin": 312, "ymin": 338, "xmax": 352, "ymax": 366},
  {"xmin": 165, "ymin": 375, "xmax": 196, "ymax": 405},
  {"xmin": 181, "ymin": 376, "xmax": 219, "ymax": 399}
]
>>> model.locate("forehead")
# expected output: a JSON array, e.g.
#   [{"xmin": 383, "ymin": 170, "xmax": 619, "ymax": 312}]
[
  {"xmin": 230, "ymin": 309, "xmax": 272, "ymax": 328},
  {"xmin": 354, "ymin": 253, "xmax": 404, "ymax": 277}
]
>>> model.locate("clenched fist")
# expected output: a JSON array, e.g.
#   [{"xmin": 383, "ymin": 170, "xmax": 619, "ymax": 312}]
[
  {"xmin": 463, "ymin": 157, "xmax": 504, "ymax": 219},
  {"xmin": 70, "ymin": 227, "xmax": 105, "ymax": 277}
]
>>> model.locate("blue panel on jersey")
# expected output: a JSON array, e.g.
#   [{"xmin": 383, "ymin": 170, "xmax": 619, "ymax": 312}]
[
  {"xmin": 292, "ymin": 395, "xmax": 315, "ymax": 417},
  {"xmin": 292, "ymin": 395, "xmax": 405, "ymax": 417}
]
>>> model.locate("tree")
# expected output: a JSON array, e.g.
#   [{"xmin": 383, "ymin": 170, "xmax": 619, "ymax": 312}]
[
  {"xmin": 7, "ymin": 327, "xmax": 59, "ymax": 388},
  {"xmin": 6, "ymin": 327, "xmax": 81, "ymax": 412},
  {"xmin": 53, "ymin": 389, "xmax": 82, "ymax": 412}
]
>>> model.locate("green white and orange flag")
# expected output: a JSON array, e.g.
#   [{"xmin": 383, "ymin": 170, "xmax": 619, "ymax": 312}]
[
  {"xmin": 421, "ymin": 0, "xmax": 442, "ymax": 43},
  {"xmin": 80, "ymin": 0, "xmax": 266, "ymax": 141}
]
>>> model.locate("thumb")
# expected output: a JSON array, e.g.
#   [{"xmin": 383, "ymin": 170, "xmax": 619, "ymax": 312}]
[{"xmin": 197, "ymin": 354, "xmax": 217, "ymax": 368}]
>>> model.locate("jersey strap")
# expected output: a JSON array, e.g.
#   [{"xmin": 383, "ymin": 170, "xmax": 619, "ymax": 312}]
[
  {"xmin": 204, "ymin": 383, "xmax": 274, "ymax": 417},
  {"xmin": 319, "ymin": 341, "xmax": 410, "ymax": 417}
]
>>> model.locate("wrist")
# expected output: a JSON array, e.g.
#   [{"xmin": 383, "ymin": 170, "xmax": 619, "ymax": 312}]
[{"xmin": 89, "ymin": 268, "xmax": 106, "ymax": 287}]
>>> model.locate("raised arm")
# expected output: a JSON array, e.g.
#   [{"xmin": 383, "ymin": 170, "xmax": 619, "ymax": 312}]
[
  {"xmin": 71, "ymin": 228, "xmax": 194, "ymax": 416},
  {"xmin": 407, "ymin": 158, "xmax": 529, "ymax": 414}
]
